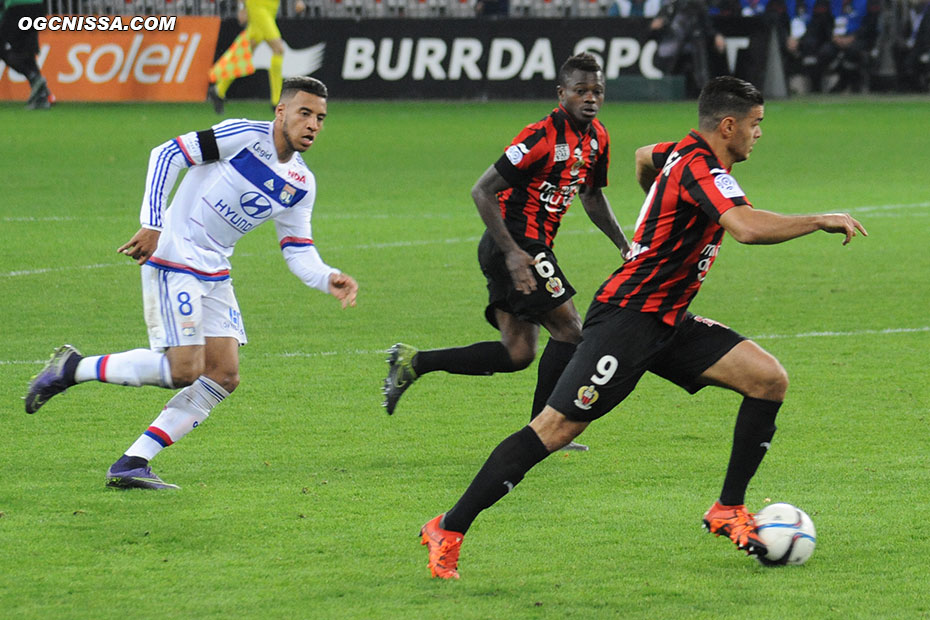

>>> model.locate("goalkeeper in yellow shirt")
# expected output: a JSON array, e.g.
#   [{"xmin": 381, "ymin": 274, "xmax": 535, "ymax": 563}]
[{"xmin": 207, "ymin": 0, "xmax": 294, "ymax": 113}]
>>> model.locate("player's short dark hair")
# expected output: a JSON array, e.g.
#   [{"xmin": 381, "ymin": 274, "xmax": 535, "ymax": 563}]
[
  {"xmin": 558, "ymin": 53, "xmax": 603, "ymax": 87},
  {"xmin": 697, "ymin": 76, "xmax": 764, "ymax": 131},
  {"xmin": 280, "ymin": 76, "xmax": 328, "ymax": 102}
]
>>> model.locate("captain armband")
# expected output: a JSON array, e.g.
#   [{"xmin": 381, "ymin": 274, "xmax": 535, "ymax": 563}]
[{"xmin": 197, "ymin": 129, "xmax": 220, "ymax": 163}]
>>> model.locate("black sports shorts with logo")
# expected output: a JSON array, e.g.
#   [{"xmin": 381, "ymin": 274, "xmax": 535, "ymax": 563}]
[
  {"xmin": 547, "ymin": 301, "xmax": 746, "ymax": 422},
  {"xmin": 478, "ymin": 230, "xmax": 576, "ymax": 329}
]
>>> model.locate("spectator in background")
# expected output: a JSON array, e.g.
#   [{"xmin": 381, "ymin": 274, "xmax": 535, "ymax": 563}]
[
  {"xmin": 709, "ymin": 0, "xmax": 743, "ymax": 15},
  {"xmin": 651, "ymin": 0, "xmax": 728, "ymax": 95},
  {"xmin": 0, "ymin": 0, "xmax": 52, "ymax": 109},
  {"xmin": 899, "ymin": 0, "xmax": 930, "ymax": 90},
  {"xmin": 826, "ymin": 0, "xmax": 882, "ymax": 92},
  {"xmin": 797, "ymin": 0, "xmax": 836, "ymax": 91},
  {"xmin": 475, "ymin": 0, "xmax": 509, "ymax": 17},
  {"xmin": 608, "ymin": 0, "xmax": 663, "ymax": 16}
]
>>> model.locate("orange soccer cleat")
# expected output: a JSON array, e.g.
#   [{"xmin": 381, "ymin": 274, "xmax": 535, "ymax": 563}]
[
  {"xmin": 702, "ymin": 501, "xmax": 768, "ymax": 556},
  {"xmin": 420, "ymin": 514, "xmax": 463, "ymax": 579}
]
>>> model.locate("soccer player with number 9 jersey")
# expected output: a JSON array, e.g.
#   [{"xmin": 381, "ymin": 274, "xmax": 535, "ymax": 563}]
[{"xmin": 419, "ymin": 76, "xmax": 867, "ymax": 579}]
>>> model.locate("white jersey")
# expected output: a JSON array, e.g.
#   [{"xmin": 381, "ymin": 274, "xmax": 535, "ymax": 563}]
[{"xmin": 139, "ymin": 118, "xmax": 338, "ymax": 292}]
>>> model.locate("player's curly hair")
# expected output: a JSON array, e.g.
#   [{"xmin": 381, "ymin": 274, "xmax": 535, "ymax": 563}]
[
  {"xmin": 281, "ymin": 76, "xmax": 329, "ymax": 101},
  {"xmin": 698, "ymin": 76, "xmax": 764, "ymax": 131},
  {"xmin": 558, "ymin": 53, "xmax": 603, "ymax": 87}
]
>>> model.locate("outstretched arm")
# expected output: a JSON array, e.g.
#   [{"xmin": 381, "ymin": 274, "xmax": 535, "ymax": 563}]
[
  {"xmin": 580, "ymin": 187, "xmax": 630, "ymax": 260},
  {"xmin": 328, "ymin": 272, "xmax": 358, "ymax": 309},
  {"xmin": 472, "ymin": 165, "xmax": 538, "ymax": 295},
  {"xmin": 719, "ymin": 206, "xmax": 868, "ymax": 245}
]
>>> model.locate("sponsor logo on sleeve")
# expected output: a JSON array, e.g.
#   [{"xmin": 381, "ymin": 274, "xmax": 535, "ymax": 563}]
[
  {"xmin": 713, "ymin": 173, "xmax": 745, "ymax": 199},
  {"xmin": 506, "ymin": 143, "xmax": 528, "ymax": 165}
]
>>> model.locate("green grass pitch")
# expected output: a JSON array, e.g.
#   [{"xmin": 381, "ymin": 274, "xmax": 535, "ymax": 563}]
[{"xmin": 1, "ymin": 96, "xmax": 928, "ymax": 619}]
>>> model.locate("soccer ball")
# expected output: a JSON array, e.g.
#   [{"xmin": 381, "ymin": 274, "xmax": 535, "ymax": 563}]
[{"xmin": 754, "ymin": 502, "xmax": 817, "ymax": 566}]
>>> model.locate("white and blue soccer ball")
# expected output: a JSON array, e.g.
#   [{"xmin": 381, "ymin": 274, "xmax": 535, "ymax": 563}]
[{"xmin": 754, "ymin": 502, "xmax": 817, "ymax": 566}]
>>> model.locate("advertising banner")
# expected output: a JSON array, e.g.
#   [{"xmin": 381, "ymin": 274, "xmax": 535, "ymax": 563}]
[
  {"xmin": 0, "ymin": 16, "xmax": 220, "ymax": 102},
  {"xmin": 219, "ymin": 17, "xmax": 773, "ymax": 100}
]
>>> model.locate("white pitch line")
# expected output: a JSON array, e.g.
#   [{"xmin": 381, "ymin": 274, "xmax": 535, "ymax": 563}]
[
  {"xmin": 750, "ymin": 326, "xmax": 930, "ymax": 340},
  {"xmin": 5, "ymin": 327, "xmax": 927, "ymax": 367},
  {"xmin": 844, "ymin": 201, "xmax": 930, "ymax": 213},
  {"xmin": 0, "ymin": 262, "xmax": 131, "ymax": 278},
  {"xmin": 4, "ymin": 201, "xmax": 927, "ymax": 279}
]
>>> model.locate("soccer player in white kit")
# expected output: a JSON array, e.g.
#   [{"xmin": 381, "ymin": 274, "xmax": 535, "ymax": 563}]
[{"xmin": 24, "ymin": 76, "xmax": 359, "ymax": 489}]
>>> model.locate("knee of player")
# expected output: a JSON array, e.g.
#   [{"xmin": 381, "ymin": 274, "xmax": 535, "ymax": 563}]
[
  {"xmin": 758, "ymin": 360, "xmax": 789, "ymax": 401},
  {"xmin": 170, "ymin": 369, "xmax": 200, "ymax": 388},
  {"xmin": 169, "ymin": 360, "xmax": 206, "ymax": 387},
  {"xmin": 217, "ymin": 372, "xmax": 240, "ymax": 394},
  {"xmin": 507, "ymin": 346, "xmax": 536, "ymax": 371}
]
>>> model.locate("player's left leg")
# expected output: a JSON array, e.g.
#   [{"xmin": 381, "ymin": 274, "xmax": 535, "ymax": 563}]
[
  {"xmin": 535, "ymin": 299, "xmax": 585, "ymax": 450},
  {"xmin": 106, "ymin": 338, "xmax": 239, "ymax": 491},
  {"xmin": 657, "ymin": 318, "xmax": 786, "ymax": 555},
  {"xmin": 699, "ymin": 338, "xmax": 787, "ymax": 509},
  {"xmin": 534, "ymin": 298, "xmax": 582, "ymax": 418}
]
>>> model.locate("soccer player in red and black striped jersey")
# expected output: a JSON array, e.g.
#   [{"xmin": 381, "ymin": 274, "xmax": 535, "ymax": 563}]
[
  {"xmin": 383, "ymin": 54, "xmax": 630, "ymax": 453},
  {"xmin": 419, "ymin": 76, "xmax": 867, "ymax": 579}
]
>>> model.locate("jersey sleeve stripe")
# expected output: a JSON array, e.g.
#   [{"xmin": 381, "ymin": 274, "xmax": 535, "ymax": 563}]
[
  {"xmin": 214, "ymin": 121, "xmax": 270, "ymax": 139},
  {"xmin": 174, "ymin": 137, "xmax": 195, "ymax": 166},
  {"xmin": 280, "ymin": 236, "xmax": 315, "ymax": 249},
  {"xmin": 148, "ymin": 141, "xmax": 183, "ymax": 228}
]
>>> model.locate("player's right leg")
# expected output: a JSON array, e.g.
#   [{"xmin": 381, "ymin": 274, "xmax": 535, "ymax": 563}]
[
  {"xmin": 23, "ymin": 266, "xmax": 212, "ymax": 413},
  {"xmin": 420, "ymin": 305, "xmax": 649, "ymax": 578},
  {"xmin": 422, "ymin": 406, "xmax": 588, "ymax": 578},
  {"xmin": 24, "ymin": 345, "xmax": 174, "ymax": 413}
]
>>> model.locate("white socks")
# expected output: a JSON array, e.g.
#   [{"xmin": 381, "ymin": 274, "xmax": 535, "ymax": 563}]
[
  {"xmin": 74, "ymin": 349, "xmax": 172, "ymax": 388},
  {"xmin": 125, "ymin": 376, "xmax": 229, "ymax": 461}
]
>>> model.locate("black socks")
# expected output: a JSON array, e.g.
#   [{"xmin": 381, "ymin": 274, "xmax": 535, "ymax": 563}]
[
  {"xmin": 719, "ymin": 396, "xmax": 781, "ymax": 506},
  {"xmin": 442, "ymin": 426, "xmax": 551, "ymax": 534},
  {"xmin": 413, "ymin": 341, "xmax": 518, "ymax": 376}
]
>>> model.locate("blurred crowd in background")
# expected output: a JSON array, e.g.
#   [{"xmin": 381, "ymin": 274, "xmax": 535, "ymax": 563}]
[{"xmin": 41, "ymin": 0, "xmax": 930, "ymax": 93}]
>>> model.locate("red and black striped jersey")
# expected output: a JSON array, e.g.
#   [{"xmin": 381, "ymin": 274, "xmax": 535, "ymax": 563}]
[
  {"xmin": 492, "ymin": 105, "xmax": 610, "ymax": 248},
  {"xmin": 595, "ymin": 130, "xmax": 752, "ymax": 326}
]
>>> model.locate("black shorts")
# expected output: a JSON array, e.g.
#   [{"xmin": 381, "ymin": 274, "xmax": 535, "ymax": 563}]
[
  {"xmin": 548, "ymin": 302, "xmax": 745, "ymax": 422},
  {"xmin": 478, "ymin": 230, "xmax": 576, "ymax": 329},
  {"xmin": 0, "ymin": 3, "xmax": 43, "ymax": 53}
]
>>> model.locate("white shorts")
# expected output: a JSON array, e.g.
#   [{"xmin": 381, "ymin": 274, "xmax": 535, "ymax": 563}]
[{"xmin": 141, "ymin": 265, "xmax": 247, "ymax": 351}]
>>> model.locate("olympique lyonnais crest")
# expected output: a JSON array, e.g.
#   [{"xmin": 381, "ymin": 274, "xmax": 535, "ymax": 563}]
[
  {"xmin": 574, "ymin": 385, "xmax": 599, "ymax": 410},
  {"xmin": 280, "ymin": 184, "xmax": 296, "ymax": 205}
]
